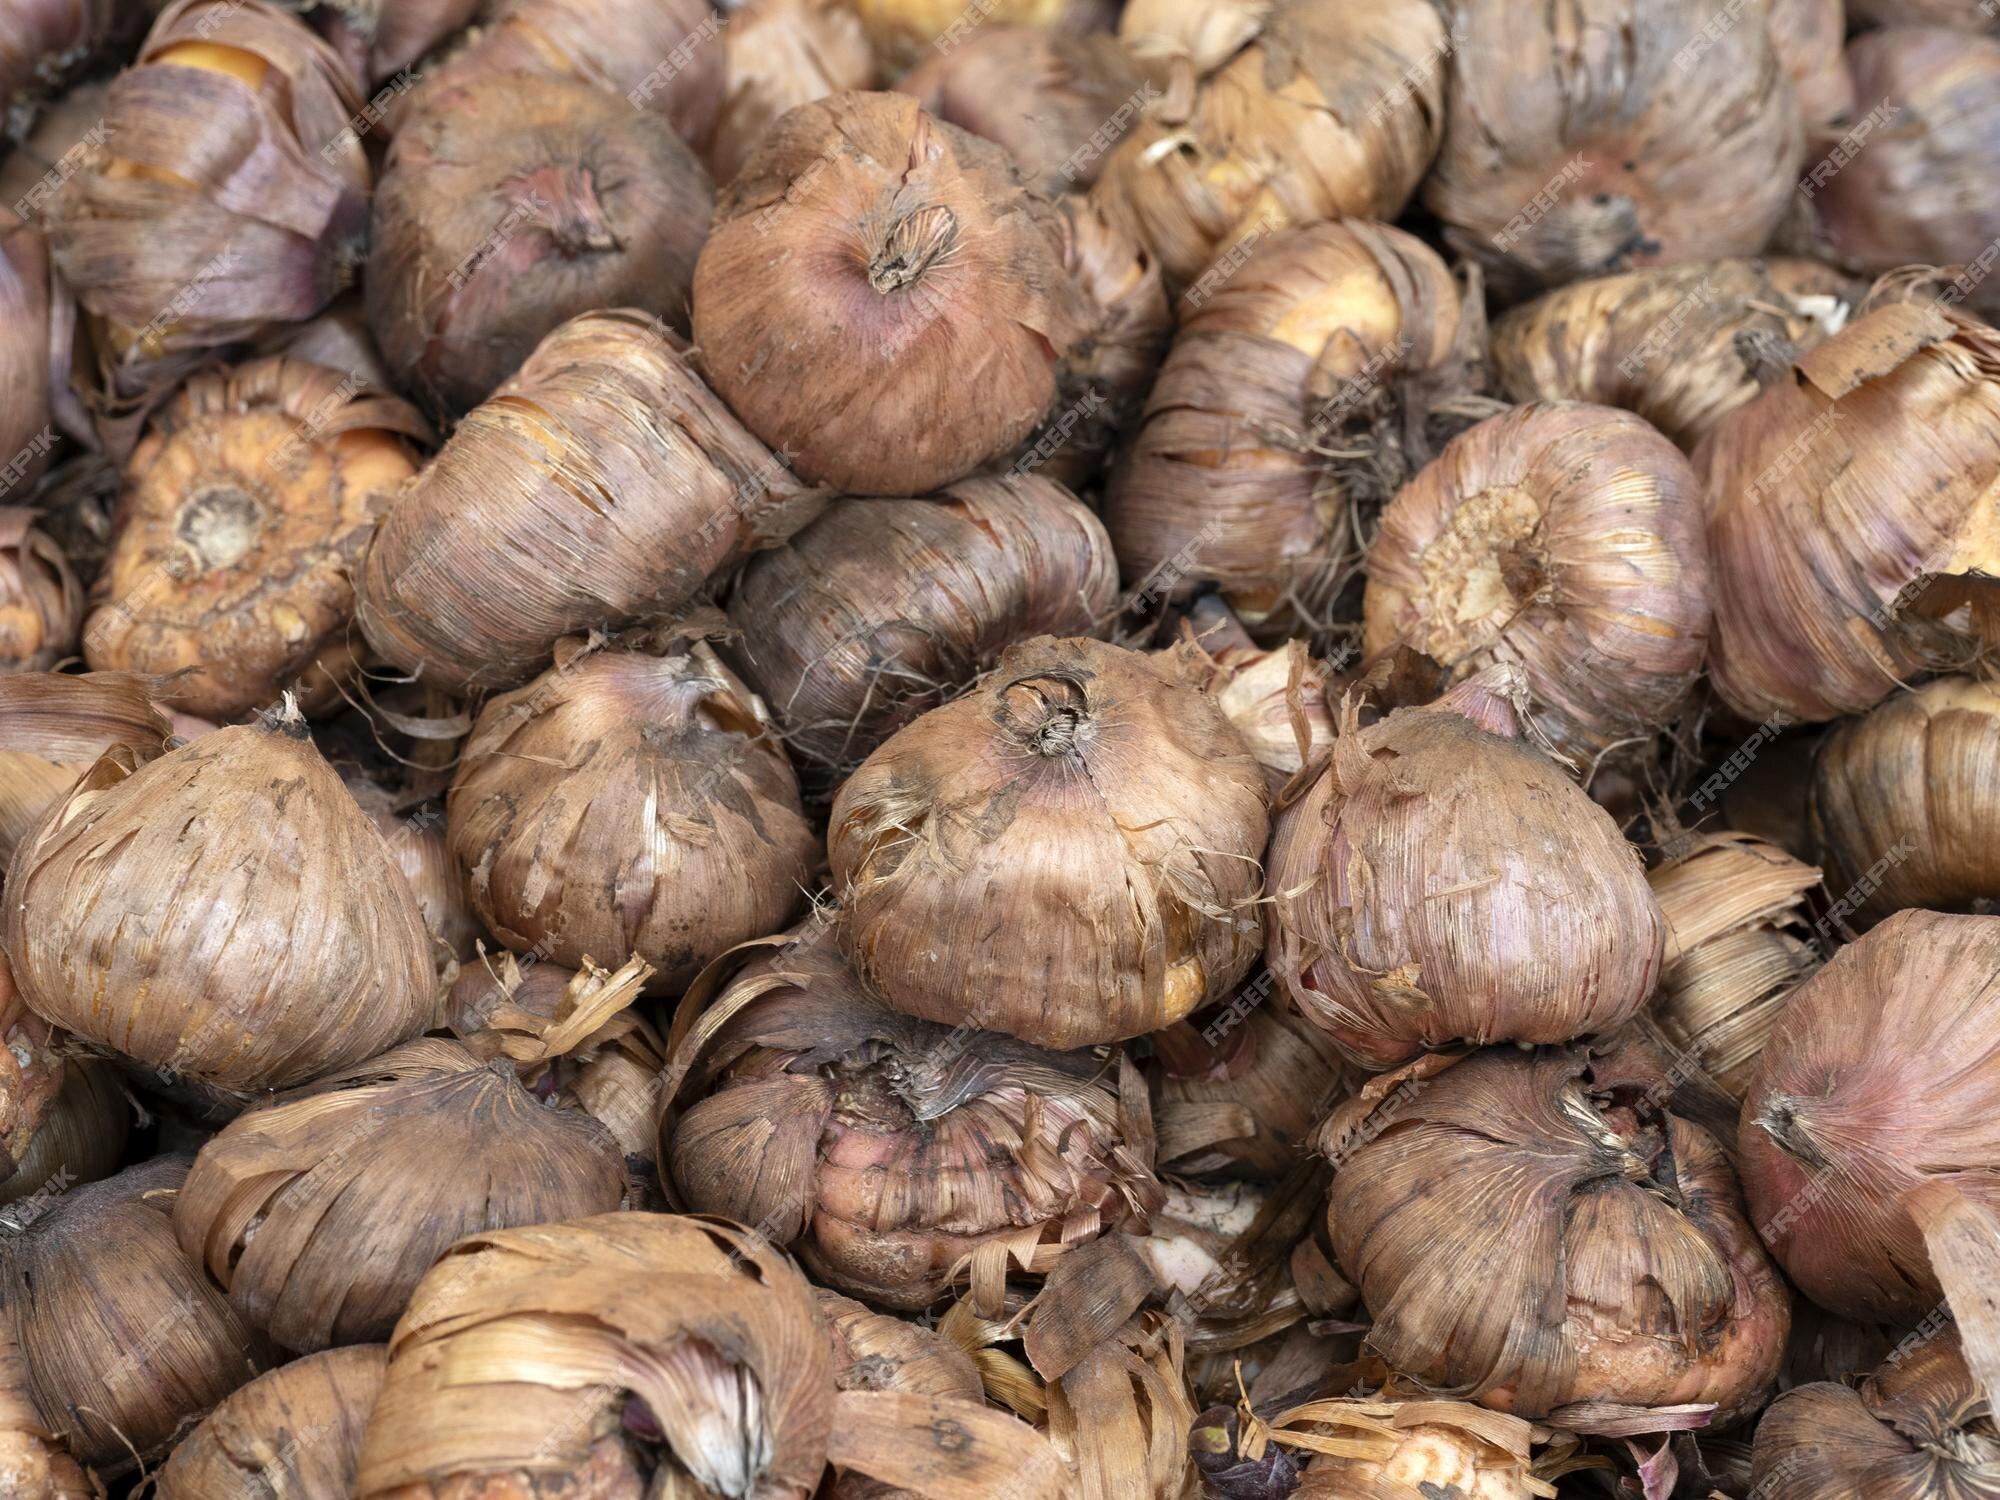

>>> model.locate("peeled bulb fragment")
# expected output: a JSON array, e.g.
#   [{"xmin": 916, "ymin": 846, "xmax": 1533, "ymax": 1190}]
[
  {"xmin": 367, "ymin": 72, "xmax": 713, "ymax": 417},
  {"xmin": 1424, "ymin": 0, "xmax": 1802, "ymax": 292},
  {"xmin": 449, "ymin": 633, "xmax": 815, "ymax": 991},
  {"xmin": 1267, "ymin": 671, "xmax": 1665, "ymax": 1068},
  {"xmin": 0, "ymin": 511, "xmax": 79, "ymax": 674},
  {"xmin": 1187, "ymin": 599, "xmax": 1337, "ymax": 790},
  {"xmin": 4, "ymin": 704, "xmax": 437, "ymax": 1097},
  {"xmin": 83, "ymin": 356, "xmax": 429, "ymax": 719},
  {"xmin": 1739, "ymin": 910, "xmax": 2000, "ymax": 1379},
  {"xmin": 175, "ymin": 1037, "xmax": 628, "ymax": 1351},
  {"xmin": 1364, "ymin": 401, "xmax": 1713, "ymax": 766},
  {"xmin": 157, "ymin": 1345, "xmax": 386, "ymax": 1500},
  {"xmin": 692, "ymin": 91, "xmax": 1095, "ymax": 496},
  {"xmin": 1810, "ymin": 678, "xmax": 2000, "ymax": 924},
  {"xmin": 1696, "ymin": 298, "xmax": 2000, "ymax": 724},
  {"xmin": 1322, "ymin": 1044, "xmax": 1791, "ymax": 1426},
  {"xmin": 831, "ymin": 635, "xmax": 1269, "ymax": 1049},
  {"xmin": 353, "ymin": 1214, "xmax": 832, "ymax": 1499},
  {"xmin": 662, "ymin": 928, "xmax": 1163, "ymax": 1311},
  {"xmin": 3, "ymin": 1157, "xmax": 270, "ymax": 1470}
]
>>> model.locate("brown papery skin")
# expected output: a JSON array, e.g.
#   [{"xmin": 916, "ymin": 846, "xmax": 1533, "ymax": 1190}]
[
  {"xmin": 851, "ymin": 0, "xmax": 1097, "ymax": 70},
  {"xmin": 1813, "ymin": 29, "xmax": 2000, "ymax": 320},
  {"xmin": 1092, "ymin": 0, "xmax": 1446, "ymax": 293},
  {"xmin": 1007, "ymin": 193, "xmax": 1173, "ymax": 490},
  {"xmin": 157, "ymin": 1344, "xmax": 386, "ymax": 1500},
  {"xmin": 1750, "ymin": 1329, "xmax": 2000, "ymax": 1500},
  {"xmin": 449, "ymin": 641, "xmax": 815, "ymax": 992},
  {"xmin": 46, "ymin": 1, "xmax": 371, "ymax": 356},
  {"xmin": 357, "ymin": 310, "xmax": 824, "ymax": 695},
  {"xmin": 725, "ymin": 474, "xmax": 1118, "ymax": 786},
  {"xmin": 355, "ymin": 1215, "xmax": 831, "ymax": 1500},
  {"xmin": 1811, "ymin": 678, "xmax": 2000, "ymax": 924},
  {"xmin": 3, "ymin": 713, "xmax": 437, "ymax": 1095},
  {"xmin": 83, "ymin": 356, "xmax": 429, "ymax": 719},
  {"xmin": 898, "ymin": 28, "xmax": 1144, "ymax": 197},
  {"xmin": 0, "ymin": 217, "xmax": 54, "ymax": 499},
  {"xmin": 818, "ymin": 1291, "xmax": 984, "ymax": 1403},
  {"xmin": 315, "ymin": 0, "xmax": 479, "ymax": 83},
  {"xmin": 0, "ymin": 1312, "xmax": 93, "ymax": 1499},
  {"xmin": 0, "ymin": 668, "xmax": 171, "ymax": 865},
  {"xmin": 1695, "ymin": 299, "xmax": 2000, "ymax": 725},
  {"xmin": 830, "ymin": 635, "xmax": 1269, "ymax": 1050},
  {"xmin": 413, "ymin": 0, "xmax": 725, "ymax": 149},
  {"xmin": 367, "ymin": 73, "xmax": 713, "ymax": 418},
  {"xmin": 1849, "ymin": 0, "xmax": 2000, "ymax": 27},
  {"xmin": 1116, "ymin": 0, "xmax": 1270, "ymax": 77},
  {"xmin": 1323, "ymin": 1047, "xmax": 1791, "ymax": 1426},
  {"xmin": 692, "ymin": 91, "xmax": 1095, "ymax": 497},
  {"xmin": 1364, "ymin": 401, "xmax": 1713, "ymax": 766},
  {"xmin": 1424, "ymin": 0, "xmax": 1802, "ymax": 294},
  {"xmin": 1491, "ymin": 259, "xmax": 1857, "ymax": 451},
  {"xmin": 1765, "ymin": 0, "xmax": 1853, "ymax": 132},
  {"xmin": 706, "ymin": 0, "xmax": 876, "ymax": 186},
  {"xmin": 1739, "ymin": 910, "xmax": 2000, "ymax": 1326},
  {"xmin": 0, "ymin": 509, "xmax": 79, "ymax": 673},
  {"xmin": 1267, "ymin": 695, "xmax": 1665, "ymax": 1069},
  {"xmin": 663, "ymin": 933, "xmax": 1163, "ymax": 1310},
  {"xmin": 2, "ymin": 1157, "xmax": 272, "ymax": 1470},
  {"xmin": 1106, "ymin": 218, "xmax": 1474, "ymax": 628},
  {"xmin": 346, "ymin": 778, "xmax": 480, "ymax": 964},
  {"xmin": 174, "ymin": 1039, "xmax": 626, "ymax": 1351},
  {"xmin": 0, "ymin": 0, "xmax": 148, "ymax": 124}
]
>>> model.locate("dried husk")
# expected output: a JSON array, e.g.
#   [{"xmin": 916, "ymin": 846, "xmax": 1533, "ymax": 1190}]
[
  {"xmin": 819, "ymin": 1292, "xmax": 1073, "ymax": 1500},
  {"xmin": 661, "ymin": 926, "xmax": 1163, "ymax": 1313},
  {"xmin": 1750, "ymin": 1327, "xmax": 2000, "ymax": 1500},
  {"xmin": 1105, "ymin": 219, "xmax": 1482, "ymax": 629},
  {"xmin": 1694, "ymin": 298, "xmax": 2000, "ymax": 724},
  {"xmin": 2, "ymin": 1156, "xmax": 271, "ymax": 1470},
  {"xmin": 0, "ymin": 1055, "xmax": 126, "ymax": 1209},
  {"xmin": 691, "ymin": 90, "xmax": 1095, "ymax": 497},
  {"xmin": 1363, "ymin": 401, "xmax": 1713, "ymax": 767},
  {"xmin": 446, "ymin": 951, "xmax": 668, "ymax": 1185},
  {"xmin": 261, "ymin": 292, "xmax": 391, "ymax": 391},
  {"xmin": 45, "ymin": 1, "xmax": 371, "ymax": 366},
  {"xmin": 1490, "ymin": 259, "xmax": 1858, "ymax": 451},
  {"xmin": 0, "ymin": 950, "xmax": 73, "ymax": 1198},
  {"xmin": 81, "ymin": 356, "xmax": 428, "ymax": 719},
  {"xmin": 0, "ymin": 509, "xmax": 79, "ymax": 672},
  {"xmin": 1649, "ymin": 833, "xmax": 1822, "ymax": 1101},
  {"xmin": 1425, "ymin": 0, "xmax": 1802, "ymax": 295},
  {"xmin": 449, "ymin": 634, "xmax": 815, "ymax": 992},
  {"xmin": 1322, "ymin": 1044, "xmax": 1792, "ymax": 1427},
  {"xmin": 413, "ymin": 0, "xmax": 726, "ymax": 149},
  {"xmin": 851, "ymin": 0, "xmax": 1107, "ymax": 72},
  {"xmin": 312, "ymin": 0, "xmax": 479, "ymax": 83},
  {"xmin": 3, "ymin": 706, "xmax": 436, "ymax": 1096},
  {"xmin": 174, "ymin": 1036, "xmax": 627, "ymax": 1352},
  {"xmin": 1150, "ymin": 996, "xmax": 1354, "ymax": 1180},
  {"xmin": 1267, "ymin": 672, "xmax": 1666, "ymax": 1069},
  {"xmin": 0, "ymin": 1313, "xmax": 95, "ymax": 1499},
  {"xmin": 1008, "ymin": 193, "xmax": 1173, "ymax": 490},
  {"xmin": 1764, "ymin": 0, "xmax": 1853, "ymax": 134},
  {"xmin": 1810, "ymin": 28, "xmax": 2000, "ymax": 320},
  {"xmin": 1739, "ymin": 910, "xmax": 2000, "ymax": 1388},
  {"xmin": 0, "ymin": 668, "xmax": 169, "ymax": 863},
  {"xmin": 0, "ymin": 1, "xmax": 150, "ymax": 127},
  {"xmin": 344, "ymin": 778, "xmax": 478, "ymax": 964},
  {"xmin": 897, "ymin": 28, "xmax": 1145, "ymax": 197},
  {"xmin": 156, "ymin": 1343, "xmax": 385, "ymax": 1499},
  {"xmin": 1202, "ymin": 1386, "xmax": 1573, "ymax": 1500},
  {"xmin": 1187, "ymin": 599, "xmax": 1337, "ymax": 789},
  {"xmin": 367, "ymin": 72, "xmax": 714, "ymax": 418},
  {"xmin": 353, "ymin": 1213, "xmax": 832, "ymax": 1500},
  {"xmin": 706, "ymin": 0, "xmax": 876, "ymax": 186},
  {"xmin": 0, "ymin": 215, "xmax": 57, "ymax": 501},
  {"xmin": 1092, "ymin": 0, "xmax": 1447, "ymax": 294},
  {"xmin": 357, "ymin": 310, "xmax": 822, "ymax": 695},
  {"xmin": 724, "ymin": 474, "xmax": 1119, "ymax": 788},
  {"xmin": 1810, "ymin": 677, "xmax": 2000, "ymax": 924},
  {"xmin": 830, "ymin": 635, "xmax": 1270, "ymax": 1050},
  {"xmin": 1044, "ymin": 1312, "xmax": 1203, "ymax": 1500}
]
